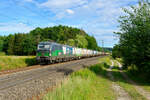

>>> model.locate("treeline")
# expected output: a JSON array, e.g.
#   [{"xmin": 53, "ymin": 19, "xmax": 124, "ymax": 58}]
[
  {"xmin": 112, "ymin": 1, "xmax": 150, "ymax": 76},
  {"xmin": 0, "ymin": 25, "xmax": 100, "ymax": 55}
]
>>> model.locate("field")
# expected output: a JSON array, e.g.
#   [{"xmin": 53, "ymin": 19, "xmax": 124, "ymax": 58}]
[
  {"xmin": 0, "ymin": 52, "xmax": 6, "ymax": 56},
  {"xmin": 0, "ymin": 56, "xmax": 37, "ymax": 71}
]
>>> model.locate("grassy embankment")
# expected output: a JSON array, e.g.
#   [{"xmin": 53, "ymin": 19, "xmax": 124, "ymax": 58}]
[
  {"xmin": 43, "ymin": 57, "xmax": 116, "ymax": 100},
  {"xmin": 126, "ymin": 70, "xmax": 150, "ymax": 93},
  {"xmin": 121, "ymin": 64, "xmax": 150, "ymax": 93},
  {"xmin": 111, "ymin": 61, "xmax": 146, "ymax": 100},
  {"xmin": 0, "ymin": 53, "xmax": 37, "ymax": 71},
  {"xmin": 44, "ymin": 56, "xmax": 147, "ymax": 100},
  {"xmin": 114, "ymin": 58, "xmax": 150, "ymax": 94}
]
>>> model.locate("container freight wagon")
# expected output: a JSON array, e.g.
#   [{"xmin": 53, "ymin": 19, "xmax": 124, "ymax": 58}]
[{"xmin": 36, "ymin": 42, "xmax": 100, "ymax": 64}]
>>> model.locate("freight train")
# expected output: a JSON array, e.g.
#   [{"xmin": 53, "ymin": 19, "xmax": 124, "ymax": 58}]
[{"xmin": 36, "ymin": 42, "xmax": 101, "ymax": 64}]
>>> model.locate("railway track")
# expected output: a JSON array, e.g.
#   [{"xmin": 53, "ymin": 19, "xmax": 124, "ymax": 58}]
[
  {"xmin": 0, "ymin": 57, "xmax": 98, "ymax": 83},
  {"xmin": 0, "ymin": 57, "xmax": 97, "ymax": 90},
  {"xmin": 0, "ymin": 56, "xmax": 102, "ymax": 100}
]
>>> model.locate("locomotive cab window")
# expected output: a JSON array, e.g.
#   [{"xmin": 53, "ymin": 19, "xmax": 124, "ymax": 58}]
[
  {"xmin": 38, "ymin": 45, "xmax": 44, "ymax": 49},
  {"xmin": 38, "ymin": 45, "xmax": 50, "ymax": 50}
]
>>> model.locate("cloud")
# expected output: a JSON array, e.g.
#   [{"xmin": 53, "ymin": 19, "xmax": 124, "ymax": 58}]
[
  {"xmin": 24, "ymin": 0, "xmax": 33, "ymax": 2},
  {"xmin": 0, "ymin": 23, "xmax": 34, "ymax": 34},
  {"xmin": 40, "ymin": 0, "xmax": 87, "ymax": 10},
  {"xmin": 66, "ymin": 9, "xmax": 74, "ymax": 14},
  {"xmin": 39, "ymin": 0, "xmax": 134, "ymax": 21},
  {"xmin": 39, "ymin": 0, "xmax": 86, "ymax": 19}
]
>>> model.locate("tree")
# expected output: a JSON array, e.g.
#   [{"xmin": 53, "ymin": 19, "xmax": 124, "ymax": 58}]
[
  {"xmin": 6, "ymin": 35, "xmax": 15, "ymax": 55},
  {"xmin": 86, "ymin": 35, "xmax": 98, "ymax": 50},
  {"xmin": 112, "ymin": 45, "xmax": 121, "ymax": 59},
  {"xmin": 1, "ymin": 25, "xmax": 99, "ymax": 55},
  {"xmin": 13, "ymin": 33, "xmax": 25, "ymax": 55},
  {"xmin": 116, "ymin": 0, "xmax": 150, "ymax": 73},
  {"xmin": 22, "ymin": 35, "xmax": 35, "ymax": 55},
  {"xmin": 0, "ymin": 36, "xmax": 4, "ymax": 52},
  {"xmin": 75, "ymin": 35, "xmax": 88, "ymax": 48},
  {"xmin": 67, "ymin": 39, "xmax": 75, "ymax": 46}
]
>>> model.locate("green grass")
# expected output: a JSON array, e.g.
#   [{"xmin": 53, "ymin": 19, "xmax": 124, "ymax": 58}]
[
  {"xmin": 99, "ymin": 56, "xmax": 112, "ymax": 65},
  {"xmin": 0, "ymin": 52, "xmax": 6, "ymax": 56},
  {"xmin": 0, "ymin": 56, "xmax": 37, "ymax": 70},
  {"xmin": 116, "ymin": 58, "xmax": 122, "ymax": 63},
  {"xmin": 115, "ymin": 58, "xmax": 150, "ymax": 94},
  {"xmin": 113, "ymin": 60, "xmax": 119, "ymax": 67},
  {"xmin": 125, "ymin": 69, "xmax": 150, "ymax": 93},
  {"xmin": 43, "ymin": 58, "xmax": 116, "ymax": 100}
]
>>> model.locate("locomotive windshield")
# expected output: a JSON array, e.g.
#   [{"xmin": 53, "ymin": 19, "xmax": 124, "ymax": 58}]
[
  {"xmin": 38, "ymin": 42, "xmax": 51, "ymax": 50},
  {"xmin": 38, "ymin": 45, "xmax": 50, "ymax": 49}
]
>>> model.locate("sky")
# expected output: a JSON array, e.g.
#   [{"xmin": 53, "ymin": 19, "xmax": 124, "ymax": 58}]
[{"xmin": 0, "ymin": 0, "xmax": 138, "ymax": 47}]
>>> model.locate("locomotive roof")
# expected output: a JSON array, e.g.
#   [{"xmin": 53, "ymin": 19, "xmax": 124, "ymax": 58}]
[
  {"xmin": 39, "ymin": 41, "xmax": 73, "ymax": 47},
  {"xmin": 39, "ymin": 41, "xmax": 59, "ymax": 45},
  {"xmin": 39, "ymin": 42, "xmax": 52, "ymax": 45}
]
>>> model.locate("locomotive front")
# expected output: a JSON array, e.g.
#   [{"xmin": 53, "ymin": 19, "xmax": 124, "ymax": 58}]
[{"xmin": 36, "ymin": 42, "xmax": 52, "ymax": 63}]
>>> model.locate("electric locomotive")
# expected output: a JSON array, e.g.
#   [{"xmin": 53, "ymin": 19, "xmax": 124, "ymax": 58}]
[{"xmin": 36, "ymin": 41, "xmax": 101, "ymax": 64}]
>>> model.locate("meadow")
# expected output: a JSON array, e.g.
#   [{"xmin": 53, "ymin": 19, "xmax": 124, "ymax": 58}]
[{"xmin": 0, "ymin": 54, "xmax": 37, "ymax": 71}]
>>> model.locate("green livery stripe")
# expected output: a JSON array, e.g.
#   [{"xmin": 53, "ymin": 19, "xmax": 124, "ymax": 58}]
[
  {"xmin": 51, "ymin": 50, "xmax": 63, "ymax": 57},
  {"xmin": 37, "ymin": 52, "xmax": 42, "ymax": 56},
  {"xmin": 44, "ymin": 52, "xmax": 49, "ymax": 56},
  {"xmin": 37, "ymin": 52, "xmax": 49, "ymax": 57}
]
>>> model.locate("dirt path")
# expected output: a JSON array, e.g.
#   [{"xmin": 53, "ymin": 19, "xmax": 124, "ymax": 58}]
[
  {"xmin": 116, "ymin": 61, "xmax": 150, "ymax": 100},
  {"xmin": 107, "ymin": 60, "xmax": 131, "ymax": 100}
]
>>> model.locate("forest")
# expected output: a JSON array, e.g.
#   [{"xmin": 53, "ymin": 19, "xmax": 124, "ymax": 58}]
[{"xmin": 0, "ymin": 25, "xmax": 101, "ymax": 55}]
